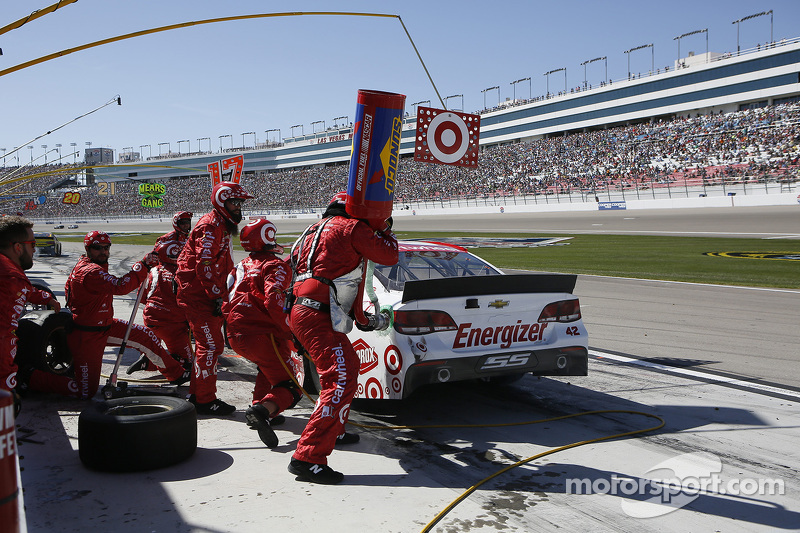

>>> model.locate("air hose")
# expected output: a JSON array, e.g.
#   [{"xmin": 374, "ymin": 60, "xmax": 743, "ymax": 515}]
[{"xmin": 270, "ymin": 336, "xmax": 665, "ymax": 532}]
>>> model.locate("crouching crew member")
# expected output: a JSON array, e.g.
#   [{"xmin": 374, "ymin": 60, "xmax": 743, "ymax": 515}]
[
  {"xmin": 27, "ymin": 231, "xmax": 189, "ymax": 399},
  {"xmin": 225, "ymin": 218, "xmax": 301, "ymax": 448},
  {"xmin": 287, "ymin": 193, "xmax": 398, "ymax": 484}
]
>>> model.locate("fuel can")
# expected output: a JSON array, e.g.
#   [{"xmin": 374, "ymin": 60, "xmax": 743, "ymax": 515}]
[{"xmin": 346, "ymin": 89, "xmax": 406, "ymax": 228}]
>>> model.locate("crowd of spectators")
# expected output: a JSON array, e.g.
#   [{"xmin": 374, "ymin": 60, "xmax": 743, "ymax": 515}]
[{"xmin": 3, "ymin": 101, "xmax": 798, "ymax": 221}]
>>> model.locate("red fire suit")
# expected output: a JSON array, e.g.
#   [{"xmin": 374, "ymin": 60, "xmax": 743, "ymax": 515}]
[
  {"xmin": 142, "ymin": 231, "xmax": 192, "ymax": 369},
  {"xmin": 0, "ymin": 254, "xmax": 53, "ymax": 391},
  {"xmin": 175, "ymin": 210, "xmax": 233, "ymax": 403},
  {"xmin": 290, "ymin": 215, "xmax": 398, "ymax": 465},
  {"xmin": 142, "ymin": 265, "xmax": 193, "ymax": 368},
  {"xmin": 28, "ymin": 255, "xmax": 186, "ymax": 399},
  {"xmin": 225, "ymin": 251, "xmax": 298, "ymax": 410}
]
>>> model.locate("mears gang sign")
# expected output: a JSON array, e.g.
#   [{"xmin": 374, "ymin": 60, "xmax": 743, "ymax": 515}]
[{"xmin": 139, "ymin": 182, "xmax": 166, "ymax": 208}]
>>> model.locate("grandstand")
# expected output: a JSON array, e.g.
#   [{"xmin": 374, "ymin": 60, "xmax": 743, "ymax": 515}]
[{"xmin": 2, "ymin": 37, "xmax": 799, "ymax": 220}]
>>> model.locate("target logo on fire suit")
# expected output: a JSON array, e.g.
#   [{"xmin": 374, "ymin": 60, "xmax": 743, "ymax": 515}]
[{"xmin": 414, "ymin": 106, "xmax": 480, "ymax": 167}]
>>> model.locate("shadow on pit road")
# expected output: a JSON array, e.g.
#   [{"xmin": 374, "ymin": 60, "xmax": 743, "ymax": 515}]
[{"xmin": 16, "ymin": 246, "xmax": 800, "ymax": 532}]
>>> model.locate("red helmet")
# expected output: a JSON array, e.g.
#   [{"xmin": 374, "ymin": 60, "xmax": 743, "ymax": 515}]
[
  {"xmin": 330, "ymin": 191, "xmax": 347, "ymax": 206},
  {"xmin": 172, "ymin": 211, "xmax": 193, "ymax": 235},
  {"xmin": 155, "ymin": 239, "xmax": 182, "ymax": 266},
  {"xmin": 211, "ymin": 181, "xmax": 253, "ymax": 223},
  {"xmin": 84, "ymin": 230, "xmax": 111, "ymax": 247},
  {"xmin": 240, "ymin": 218, "xmax": 283, "ymax": 253}
]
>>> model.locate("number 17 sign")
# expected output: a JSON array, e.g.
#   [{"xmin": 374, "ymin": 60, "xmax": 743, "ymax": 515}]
[{"xmin": 208, "ymin": 154, "xmax": 244, "ymax": 185}]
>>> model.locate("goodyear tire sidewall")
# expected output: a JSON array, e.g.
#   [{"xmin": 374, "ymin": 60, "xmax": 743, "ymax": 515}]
[{"xmin": 78, "ymin": 396, "xmax": 197, "ymax": 472}]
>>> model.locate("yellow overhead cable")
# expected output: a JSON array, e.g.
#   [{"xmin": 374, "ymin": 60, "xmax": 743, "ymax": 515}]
[
  {"xmin": 0, "ymin": 0, "xmax": 79, "ymax": 38},
  {"xmin": 0, "ymin": 11, "xmax": 445, "ymax": 108}
]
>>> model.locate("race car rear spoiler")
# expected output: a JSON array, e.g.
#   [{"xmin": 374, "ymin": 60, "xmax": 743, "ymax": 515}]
[{"xmin": 401, "ymin": 273, "xmax": 577, "ymax": 303}]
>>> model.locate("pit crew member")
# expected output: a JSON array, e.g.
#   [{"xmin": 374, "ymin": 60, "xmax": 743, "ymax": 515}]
[
  {"xmin": 27, "ymin": 231, "xmax": 189, "ymax": 399},
  {"xmin": 287, "ymin": 192, "xmax": 398, "ymax": 484},
  {"xmin": 225, "ymin": 218, "xmax": 301, "ymax": 448},
  {"xmin": 176, "ymin": 182, "xmax": 252, "ymax": 416}
]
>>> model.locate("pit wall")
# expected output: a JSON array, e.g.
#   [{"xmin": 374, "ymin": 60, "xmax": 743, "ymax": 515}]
[{"xmin": 385, "ymin": 191, "xmax": 800, "ymax": 217}]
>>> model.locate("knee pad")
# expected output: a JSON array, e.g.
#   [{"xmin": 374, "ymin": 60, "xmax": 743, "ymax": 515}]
[{"xmin": 274, "ymin": 379, "xmax": 302, "ymax": 408}]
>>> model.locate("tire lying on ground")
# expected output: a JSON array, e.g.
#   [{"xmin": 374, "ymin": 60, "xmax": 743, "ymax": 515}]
[
  {"xmin": 15, "ymin": 309, "xmax": 73, "ymax": 376},
  {"xmin": 79, "ymin": 396, "xmax": 197, "ymax": 472}
]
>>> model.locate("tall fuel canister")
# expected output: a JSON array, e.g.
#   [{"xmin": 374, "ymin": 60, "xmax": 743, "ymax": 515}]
[{"xmin": 346, "ymin": 89, "xmax": 406, "ymax": 228}]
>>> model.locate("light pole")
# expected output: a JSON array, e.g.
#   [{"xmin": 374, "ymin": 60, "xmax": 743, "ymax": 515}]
[
  {"xmin": 674, "ymin": 29, "xmax": 708, "ymax": 64},
  {"xmin": 265, "ymin": 129, "xmax": 281, "ymax": 144},
  {"xmin": 177, "ymin": 139, "xmax": 189, "ymax": 154},
  {"xmin": 290, "ymin": 124, "xmax": 304, "ymax": 137},
  {"xmin": 311, "ymin": 120, "xmax": 325, "ymax": 133},
  {"xmin": 197, "ymin": 137, "xmax": 210, "ymax": 153},
  {"xmin": 71, "ymin": 142, "xmax": 78, "ymax": 163},
  {"xmin": 140, "ymin": 144, "xmax": 151, "ymax": 160},
  {"xmin": 1, "ymin": 148, "xmax": 5, "ymax": 168},
  {"xmin": 510, "ymin": 78, "xmax": 531, "ymax": 102},
  {"xmin": 219, "ymin": 134, "xmax": 232, "ymax": 151},
  {"xmin": 580, "ymin": 57, "xmax": 607, "ymax": 89},
  {"xmin": 158, "ymin": 142, "xmax": 170, "ymax": 156},
  {"xmin": 333, "ymin": 116, "xmax": 348, "ymax": 128},
  {"xmin": 444, "ymin": 94, "xmax": 463, "ymax": 111},
  {"xmin": 544, "ymin": 68, "xmax": 566, "ymax": 96},
  {"xmin": 624, "ymin": 44, "xmax": 653, "ymax": 79},
  {"xmin": 733, "ymin": 10, "xmax": 773, "ymax": 55},
  {"xmin": 481, "ymin": 86, "xmax": 499, "ymax": 109},
  {"xmin": 55, "ymin": 143, "xmax": 62, "ymax": 161},
  {"xmin": 27, "ymin": 146, "xmax": 34, "ymax": 163},
  {"xmin": 41, "ymin": 144, "xmax": 48, "ymax": 164},
  {"xmin": 241, "ymin": 132, "xmax": 255, "ymax": 149},
  {"xmin": 411, "ymin": 100, "xmax": 430, "ymax": 116}
]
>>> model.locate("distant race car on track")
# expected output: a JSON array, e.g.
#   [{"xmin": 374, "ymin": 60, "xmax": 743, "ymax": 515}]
[
  {"xmin": 301, "ymin": 240, "xmax": 588, "ymax": 400},
  {"xmin": 34, "ymin": 232, "xmax": 62, "ymax": 256}
]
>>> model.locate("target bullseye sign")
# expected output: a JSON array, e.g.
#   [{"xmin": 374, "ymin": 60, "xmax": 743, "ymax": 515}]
[{"xmin": 414, "ymin": 106, "xmax": 480, "ymax": 167}]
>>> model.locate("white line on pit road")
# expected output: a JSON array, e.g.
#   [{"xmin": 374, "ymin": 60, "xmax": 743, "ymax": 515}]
[{"xmin": 589, "ymin": 349, "xmax": 800, "ymax": 401}]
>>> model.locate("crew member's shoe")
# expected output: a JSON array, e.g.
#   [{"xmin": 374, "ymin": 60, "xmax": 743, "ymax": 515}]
[
  {"xmin": 245, "ymin": 404, "xmax": 278, "ymax": 448},
  {"xmin": 169, "ymin": 370, "xmax": 191, "ymax": 386},
  {"xmin": 126, "ymin": 355, "xmax": 152, "ymax": 374},
  {"xmin": 335, "ymin": 432, "xmax": 360, "ymax": 445},
  {"xmin": 189, "ymin": 395, "xmax": 236, "ymax": 416},
  {"xmin": 288, "ymin": 458, "xmax": 344, "ymax": 485},
  {"xmin": 171, "ymin": 353, "xmax": 192, "ymax": 372},
  {"xmin": 247, "ymin": 412, "xmax": 285, "ymax": 428}
]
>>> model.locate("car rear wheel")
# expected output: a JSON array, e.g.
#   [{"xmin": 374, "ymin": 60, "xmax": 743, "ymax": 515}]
[{"xmin": 78, "ymin": 396, "xmax": 197, "ymax": 472}]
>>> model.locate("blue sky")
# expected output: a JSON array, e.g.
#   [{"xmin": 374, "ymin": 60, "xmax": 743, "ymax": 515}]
[{"xmin": 1, "ymin": 0, "xmax": 798, "ymax": 164}]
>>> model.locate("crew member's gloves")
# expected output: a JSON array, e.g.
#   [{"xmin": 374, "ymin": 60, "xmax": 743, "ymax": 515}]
[
  {"xmin": 212, "ymin": 298, "xmax": 224, "ymax": 317},
  {"xmin": 141, "ymin": 251, "xmax": 159, "ymax": 270},
  {"xmin": 48, "ymin": 298, "xmax": 61, "ymax": 312}
]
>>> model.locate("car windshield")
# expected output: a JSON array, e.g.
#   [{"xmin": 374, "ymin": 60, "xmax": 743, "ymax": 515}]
[{"xmin": 375, "ymin": 247, "xmax": 500, "ymax": 291}]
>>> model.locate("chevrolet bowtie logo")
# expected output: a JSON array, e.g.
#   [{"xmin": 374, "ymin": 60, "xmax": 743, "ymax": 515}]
[{"xmin": 488, "ymin": 299, "xmax": 509, "ymax": 309}]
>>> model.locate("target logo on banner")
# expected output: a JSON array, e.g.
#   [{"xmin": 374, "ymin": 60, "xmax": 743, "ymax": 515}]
[
  {"xmin": 364, "ymin": 377, "xmax": 384, "ymax": 399},
  {"xmin": 414, "ymin": 106, "xmax": 480, "ymax": 167}
]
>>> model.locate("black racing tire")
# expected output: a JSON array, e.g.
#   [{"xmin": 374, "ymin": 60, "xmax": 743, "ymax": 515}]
[
  {"xmin": 15, "ymin": 309, "xmax": 73, "ymax": 375},
  {"xmin": 302, "ymin": 356, "xmax": 321, "ymax": 395},
  {"xmin": 26, "ymin": 283, "xmax": 57, "ymax": 312},
  {"xmin": 78, "ymin": 396, "xmax": 197, "ymax": 472}
]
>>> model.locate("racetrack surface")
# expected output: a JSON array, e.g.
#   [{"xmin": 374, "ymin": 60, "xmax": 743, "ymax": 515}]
[
  {"xmin": 16, "ymin": 205, "xmax": 800, "ymax": 532},
  {"xmin": 62, "ymin": 204, "xmax": 800, "ymax": 239}
]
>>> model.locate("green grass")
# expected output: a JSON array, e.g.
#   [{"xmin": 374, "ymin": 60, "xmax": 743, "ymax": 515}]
[{"xmin": 58, "ymin": 231, "xmax": 800, "ymax": 289}]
